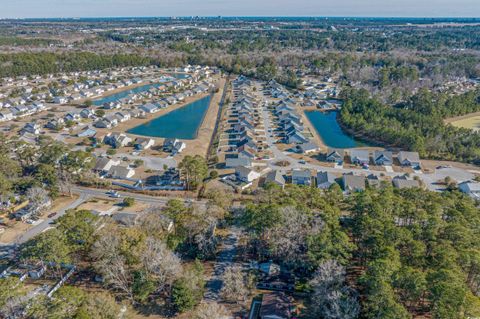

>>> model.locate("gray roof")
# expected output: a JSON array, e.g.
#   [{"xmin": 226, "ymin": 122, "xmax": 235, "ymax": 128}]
[
  {"xmin": 343, "ymin": 174, "xmax": 366, "ymax": 192},
  {"xmin": 350, "ymin": 149, "xmax": 370, "ymax": 161},
  {"xmin": 327, "ymin": 148, "xmax": 345, "ymax": 158},
  {"xmin": 292, "ymin": 169, "xmax": 311, "ymax": 179},
  {"xmin": 393, "ymin": 178, "xmax": 421, "ymax": 189},
  {"xmin": 317, "ymin": 171, "xmax": 336, "ymax": 184},
  {"xmin": 297, "ymin": 142, "xmax": 319, "ymax": 153},
  {"xmin": 398, "ymin": 151, "xmax": 420, "ymax": 163},
  {"xmin": 265, "ymin": 170, "xmax": 286, "ymax": 186},
  {"xmin": 374, "ymin": 151, "xmax": 393, "ymax": 162}
]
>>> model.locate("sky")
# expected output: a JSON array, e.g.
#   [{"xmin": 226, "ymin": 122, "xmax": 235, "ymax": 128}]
[{"xmin": 1, "ymin": 0, "xmax": 480, "ymax": 19}]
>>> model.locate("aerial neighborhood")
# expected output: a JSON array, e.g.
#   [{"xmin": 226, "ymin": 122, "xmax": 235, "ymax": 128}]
[{"xmin": 0, "ymin": 14, "xmax": 480, "ymax": 319}]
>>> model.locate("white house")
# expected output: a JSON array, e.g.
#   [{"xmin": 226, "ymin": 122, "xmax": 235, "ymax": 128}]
[
  {"xmin": 140, "ymin": 103, "xmax": 159, "ymax": 114},
  {"xmin": 108, "ymin": 165, "xmax": 135, "ymax": 179},
  {"xmin": 235, "ymin": 166, "xmax": 261, "ymax": 183}
]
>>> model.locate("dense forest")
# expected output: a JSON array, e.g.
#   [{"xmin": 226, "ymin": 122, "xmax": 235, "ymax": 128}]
[
  {"xmin": 2, "ymin": 179, "xmax": 480, "ymax": 318},
  {"xmin": 340, "ymin": 88, "xmax": 480, "ymax": 164},
  {"xmin": 0, "ymin": 52, "xmax": 153, "ymax": 78},
  {"xmin": 240, "ymin": 184, "xmax": 480, "ymax": 318}
]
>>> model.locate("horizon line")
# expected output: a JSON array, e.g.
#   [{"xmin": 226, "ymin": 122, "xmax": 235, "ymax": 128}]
[{"xmin": 1, "ymin": 15, "xmax": 480, "ymax": 20}]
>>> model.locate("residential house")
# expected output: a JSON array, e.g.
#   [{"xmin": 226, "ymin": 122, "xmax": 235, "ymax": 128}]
[
  {"xmin": 263, "ymin": 170, "xmax": 286, "ymax": 188},
  {"xmin": 398, "ymin": 151, "xmax": 421, "ymax": 168},
  {"xmin": 94, "ymin": 157, "xmax": 120, "ymax": 173},
  {"xmin": 225, "ymin": 156, "xmax": 252, "ymax": 168},
  {"xmin": 317, "ymin": 171, "xmax": 337, "ymax": 189},
  {"xmin": 366, "ymin": 174, "xmax": 381, "ymax": 188},
  {"xmin": 373, "ymin": 151, "xmax": 393, "ymax": 166},
  {"xmin": 129, "ymin": 109, "xmax": 146, "ymax": 118},
  {"xmin": 458, "ymin": 181, "xmax": 480, "ymax": 200},
  {"xmin": 77, "ymin": 128, "xmax": 97, "ymax": 138},
  {"xmin": 0, "ymin": 110, "xmax": 14, "ymax": 122},
  {"xmin": 103, "ymin": 133, "xmax": 132, "ymax": 148},
  {"xmin": 350, "ymin": 149, "xmax": 370, "ymax": 166},
  {"xmin": 115, "ymin": 112, "xmax": 131, "ymax": 123},
  {"xmin": 140, "ymin": 103, "xmax": 159, "ymax": 114},
  {"xmin": 64, "ymin": 112, "xmax": 80, "ymax": 122},
  {"xmin": 235, "ymin": 166, "xmax": 261, "ymax": 183},
  {"xmin": 326, "ymin": 148, "xmax": 344, "ymax": 163},
  {"xmin": 108, "ymin": 165, "xmax": 136, "ymax": 179},
  {"xmin": 134, "ymin": 138, "xmax": 155, "ymax": 150},
  {"xmin": 21, "ymin": 122, "xmax": 40, "ymax": 135},
  {"xmin": 93, "ymin": 119, "xmax": 112, "ymax": 129},
  {"xmin": 259, "ymin": 292, "xmax": 292, "ymax": 319},
  {"xmin": 103, "ymin": 115, "xmax": 119, "ymax": 127},
  {"xmin": 296, "ymin": 142, "xmax": 320, "ymax": 154},
  {"xmin": 45, "ymin": 119, "xmax": 64, "ymax": 130},
  {"xmin": 80, "ymin": 109, "xmax": 95, "ymax": 119},
  {"xmin": 292, "ymin": 169, "xmax": 312, "ymax": 186},
  {"xmin": 342, "ymin": 173, "xmax": 366, "ymax": 193},
  {"xmin": 53, "ymin": 96, "xmax": 68, "ymax": 104},
  {"xmin": 392, "ymin": 176, "xmax": 421, "ymax": 189}
]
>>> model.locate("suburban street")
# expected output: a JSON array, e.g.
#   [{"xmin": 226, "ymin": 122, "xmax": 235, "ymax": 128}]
[
  {"xmin": 6, "ymin": 186, "xmax": 205, "ymax": 246},
  {"xmin": 256, "ymin": 85, "xmax": 478, "ymax": 192}
]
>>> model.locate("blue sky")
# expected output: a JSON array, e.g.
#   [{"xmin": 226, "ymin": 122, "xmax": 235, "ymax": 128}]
[{"xmin": 1, "ymin": 0, "xmax": 479, "ymax": 18}]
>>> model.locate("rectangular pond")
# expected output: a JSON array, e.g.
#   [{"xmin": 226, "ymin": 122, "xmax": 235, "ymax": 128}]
[
  {"xmin": 127, "ymin": 95, "xmax": 212, "ymax": 140},
  {"xmin": 305, "ymin": 110, "xmax": 366, "ymax": 148}
]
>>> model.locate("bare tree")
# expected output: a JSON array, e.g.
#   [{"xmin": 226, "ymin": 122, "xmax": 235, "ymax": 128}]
[
  {"xmin": 137, "ymin": 206, "xmax": 173, "ymax": 238},
  {"xmin": 140, "ymin": 237, "xmax": 182, "ymax": 293},
  {"xmin": 193, "ymin": 302, "xmax": 229, "ymax": 319},
  {"xmin": 26, "ymin": 187, "xmax": 50, "ymax": 207},
  {"xmin": 309, "ymin": 260, "xmax": 360, "ymax": 319},
  {"xmin": 220, "ymin": 266, "xmax": 249, "ymax": 303},
  {"xmin": 267, "ymin": 206, "xmax": 322, "ymax": 268},
  {"xmin": 91, "ymin": 232, "xmax": 134, "ymax": 300}
]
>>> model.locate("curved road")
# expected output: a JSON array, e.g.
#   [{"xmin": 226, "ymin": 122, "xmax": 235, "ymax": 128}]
[{"xmin": 10, "ymin": 187, "xmax": 205, "ymax": 245}]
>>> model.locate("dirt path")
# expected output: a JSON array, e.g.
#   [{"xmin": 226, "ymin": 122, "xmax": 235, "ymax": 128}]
[{"xmin": 204, "ymin": 226, "xmax": 241, "ymax": 301}]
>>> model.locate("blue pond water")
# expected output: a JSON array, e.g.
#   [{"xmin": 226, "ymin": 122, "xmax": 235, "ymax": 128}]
[
  {"xmin": 93, "ymin": 73, "xmax": 190, "ymax": 106},
  {"xmin": 305, "ymin": 110, "xmax": 365, "ymax": 148},
  {"xmin": 127, "ymin": 95, "xmax": 212, "ymax": 140}
]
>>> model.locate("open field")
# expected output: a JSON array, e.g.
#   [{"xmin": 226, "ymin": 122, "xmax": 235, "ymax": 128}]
[{"xmin": 449, "ymin": 114, "xmax": 480, "ymax": 132}]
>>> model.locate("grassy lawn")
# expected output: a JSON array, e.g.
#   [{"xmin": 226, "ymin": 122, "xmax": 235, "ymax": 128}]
[{"xmin": 450, "ymin": 115, "xmax": 480, "ymax": 131}]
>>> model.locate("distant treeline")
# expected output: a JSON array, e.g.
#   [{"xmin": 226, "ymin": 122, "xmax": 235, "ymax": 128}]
[
  {"xmin": 0, "ymin": 36, "xmax": 61, "ymax": 47},
  {"xmin": 340, "ymin": 88, "xmax": 480, "ymax": 164},
  {"xmin": 104, "ymin": 26, "xmax": 480, "ymax": 52},
  {"xmin": 0, "ymin": 52, "xmax": 153, "ymax": 77}
]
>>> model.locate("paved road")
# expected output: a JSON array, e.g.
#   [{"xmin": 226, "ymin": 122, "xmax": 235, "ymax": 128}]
[
  {"xmin": 204, "ymin": 227, "xmax": 241, "ymax": 301},
  {"xmin": 6, "ymin": 187, "xmax": 205, "ymax": 246},
  {"xmin": 14, "ymin": 193, "xmax": 90, "ymax": 245}
]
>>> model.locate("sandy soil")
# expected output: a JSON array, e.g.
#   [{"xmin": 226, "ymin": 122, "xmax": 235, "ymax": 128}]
[
  {"xmin": 296, "ymin": 104, "xmax": 327, "ymax": 150},
  {"xmin": 78, "ymin": 197, "xmax": 152, "ymax": 214}
]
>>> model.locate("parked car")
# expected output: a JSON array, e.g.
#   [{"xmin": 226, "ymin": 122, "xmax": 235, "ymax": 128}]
[{"xmin": 48, "ymin": 212, "xmax": 57, "ymax": 218}]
